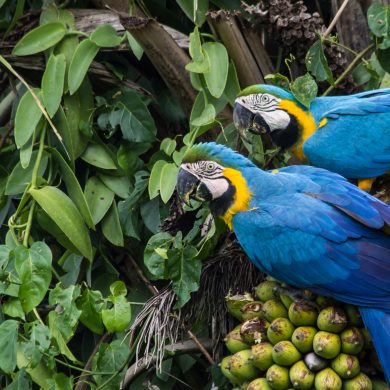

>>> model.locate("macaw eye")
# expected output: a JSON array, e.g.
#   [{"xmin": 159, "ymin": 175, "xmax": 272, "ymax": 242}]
[
  {"xmin": 261, "ymin": 95, "xmax": 269, "ymax": 103},
  {"xmin": 206, "ymin": 162, "xmax": 215, "ymax": 172}
]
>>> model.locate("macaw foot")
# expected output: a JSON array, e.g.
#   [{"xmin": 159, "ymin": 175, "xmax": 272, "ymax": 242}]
[
  {"xmin": 276, "ymin": 285, "xmax": 319, "ymax": 309},
  {"xmin": 358, "ymin": 177, "xmax": 376, "ymax": 192}
]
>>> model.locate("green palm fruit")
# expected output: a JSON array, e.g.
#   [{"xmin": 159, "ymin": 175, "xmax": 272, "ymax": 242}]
[
  {"xmin": 240, "ymin": 318, "xmax": 269, "ymax": 344},
  {"xmin": 313, "ymin": 331, "xmax": 341, "ymax": 359},
  {"xmin": 340, "ymin": 327, "xmax": 364, "ymax": 355},
  {"xmin": 361, "ymin": 328, "xmax": 374, "ymax": 350},
  {"xmin": 226, "ymin": 292, "xmax": 254, "ymax": 321},
  {"xmin": 251, "ymin": 342, "xmax": 274, "ymax": 371},
  {"xmin": 279, "ymin": 293, "xmax": 294, "ymax": 309},
  {"xmin": 317, "ymin": 306, "xmax": 347, "ymax": 333},
  {"xmin": 220, "ymin": 356, "xmax": 242, "ymax": 385},
  {"xmin": 344, "ymin": 305, "xmax": 363, "ymax": 327},
  {"xmin": 255, "ymin": 281, "xmax": 280, "ymax": 302},
  {"xmin": 315, "ymin": 295, "xmax": 337, "ymax": 308},
  {"xmin": 288, "ymin": 301, "xmax": 317, "ymax": 326},
  {"xmin": 262, "ymin": 299, "xmax": 288, "ymax": 322},
  {"xmin": 372, "ymin": 379, "xmax": 390, "ymax": 390},
  {"xmin": 343, "ymin": 372, "xmax": 373, "ymax": 390},
  {"xmin": 330, "ymin": 353, "xmax": 360, "ymax": 379},
  {"xmin": 247, "ymin": 378, "xmax": 273, "ymax": 390},
  {"xmin": 267, "ymin": 318, "xmax": 295, "ymax": 345},
  {"xmin": 266, "ymin": 364, "xmax": 291, "ymax": 390},
  {"xmin": 228, "ymin": 349, "xmax": 261, "ymax": 382},
  {"xmin": 225, "ymin": 326, "xmax": 251, "ymax": 353},
  {"xmin": 241, "ymin": 301, "xmax": 264, "ymax": 321},
  {"xmin": 291, "ymin": 326, "xmax": 317, "ymax": 353},
  {"xmin": 304, "ymin": 352, "xmax": 328, "ymax": 372},
  {"xmin": 289, "ymin": 360, "xmax": 315, "ymax": 389},
  {"xmin": 272, "ymin": 341, "xmax": 301, "ymax": 366},
  {"xmin": 314, "ymin": 368, "xmax": 342, "ymax": 390}
]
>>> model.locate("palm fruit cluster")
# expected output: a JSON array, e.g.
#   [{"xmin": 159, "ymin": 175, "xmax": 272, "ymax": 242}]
[{"xmin": 220, "ymin": 278, "xmax": 389, "ymax": 390}]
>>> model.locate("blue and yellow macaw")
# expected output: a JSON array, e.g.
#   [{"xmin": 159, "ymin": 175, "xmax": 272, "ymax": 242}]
[
  {"xmin": 176, "ymin": 142, "xmax": 390, "ymax": 382},
  {"xmin": 233, "ymin": 84, "xmax": 390, "ymax": 189}
]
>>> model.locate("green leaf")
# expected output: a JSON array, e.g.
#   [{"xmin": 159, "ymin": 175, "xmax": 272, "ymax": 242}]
[
  {"xmin": 290, "ymin": 73, "xmax": 318, "ymax": 108},
  {"xmin": 68, "ymin": 39, "xmax": 99, "ymax": 95},
  {"xmin": 29, "ymin": 186, "xmax": 93, "ymax": 261},
  {"xmin": 81, "ymin": 143, "xmax": 117, "ymax": 170},
  {"xmin": 140, "ymin": 198, "xmax": 160, "ymax": 233},
  {"xmin": 102, "ymin": 202, "xmax": 124, "ymax": 247},
  {"xmin": 367, "ymin": 4, "xmax": 390, "ymax": 37},
  {"xmin": 148, "ymin": 160, "xmax": 168, "ymax": 199},
  {"xmin": 84, "ymin": 177, "xmax": 115, "ymax": 225},
  {"xmin": 223, "ymin": 61, "xmax": 241, "ymax": 105},
  {"xmin": 49, "ymin": 148, "xmax": 94, "ymax": 228},
  {"xmin": 190, "ymin": 103, "xmax": 216, "ymax": 126},
  {"xmin": 13, "ymin": 22, "xmax": 66, "ymax": 56},
  {"xmin": 144, "ymin": 232, "xmax": 173, "ymax": 279},
  {"xmin": 77, "ymin": 288, "xmax": 104, "ymax": 335},
  {"xmin": 3, "ymin": 299, "xmax": 25, "ymax": 320},
  {"xmin": 305, "ymin": 39, "xmax": 333, "ymax": 84},
  {"xmin": 0, "ymin": 320, "xmax": 18, "ymax": 373},
  {"xmin": 176, "ymin": 0, "xmax": 208, "ymax": 26},
  {"xmin": 42, "ymin": 54, "xmax": 66, "ymax": 117},
  {"xmin": 102, "ymin": 295, "xmax": 131, "ymax": 333},
  {"xmin": 159, "ymin": 163, "xmax": 179, "ymax": 203},
  {"xmin": 47, "ymin": 373, "xmax": 73, "ymax": 390},
  {"xmin": 14, "ymin": 88, "xmax": 42, "ymax": 149},
  {"xmin": 189, "ymin": 26, "xmax": 204, "ymax": 62},
  {"xmin": 126, "ymin": 32, "xmax": 143, "ymax": 60},
  {"xmin": 4, "ymin": 368, "xmax": 31, "ymax": 390},
  {"xmin": 160, "ymin": 138, "xmax": 177, "ymax": 156},
  {"xmin": 90, "ymin": 24, "xmax": 122, "ymax": 47},
  {"xmin": 110, "ymin": 280, "xmax": 127, "ymax": 296},
  {"xmin": 203, "ymin": 42, "xmax": 229, "ymax": 98},
  {"xmin": 99, "ymin": 175, "xmax": 131, "ymax": 199}
]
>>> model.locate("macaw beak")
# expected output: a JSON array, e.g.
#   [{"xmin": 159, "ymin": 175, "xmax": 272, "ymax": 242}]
[
  {"xmin": 176, "ymin": 168, "xmax": 200, "ymax": 206},
  {"xmin": 233, "ymin": 102, "xmax": 270, "ymax": 137}
]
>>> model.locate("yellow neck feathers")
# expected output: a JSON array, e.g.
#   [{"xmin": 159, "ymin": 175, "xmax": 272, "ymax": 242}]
[
  {"xmin": 221, "ymin": 168, "xmax": 252, "ymax": 230},
  {"xmin": 278, "ymin": 100, "xmax": 317, "ymax": 161}
]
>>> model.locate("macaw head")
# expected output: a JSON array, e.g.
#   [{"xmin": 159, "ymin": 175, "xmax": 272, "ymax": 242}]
[
  {"xmin": 233, "ymin": 84, "xmax": 309, "ymax": 149},
  {"xmin": 176, "ymin": 143, "xmax": 254, "ymax": 227}
]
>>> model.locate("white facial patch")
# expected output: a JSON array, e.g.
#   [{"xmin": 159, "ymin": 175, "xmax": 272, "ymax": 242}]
[{"xmin": 260, "ymin": 109, "xmax": 291, "ymax": 131}]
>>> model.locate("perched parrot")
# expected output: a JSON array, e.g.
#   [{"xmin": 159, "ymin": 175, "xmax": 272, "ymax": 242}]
[
  {"xmin": 233, "ymin": 84, "xmax": 390, "ymax": 189},
  {"xmin": 176, "ymin": 142, "xmax": 390, "ymax": 382}
]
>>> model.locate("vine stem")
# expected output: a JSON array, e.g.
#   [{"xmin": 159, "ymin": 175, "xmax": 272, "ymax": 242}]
[
  {"xmin": 324, "ymin": 0, "xmax": 351, "ymax": 38},
  {"xmin": 31, "ymin": 124, "xmax": 46, "ymax": 188},
  {"xmin": 322, "ymin": 43, "xmax": 374, "ymax": 96},
  {"xmin": 23, "ymin": 202, "xmax": 35, "ymax": 247}
]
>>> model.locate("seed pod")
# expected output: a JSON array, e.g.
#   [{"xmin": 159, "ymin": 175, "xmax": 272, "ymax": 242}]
[
  {"xmin": 279, "ymin": 293, "xmax": 294, "ymax": 309},
  {"xmin": 240, "ymin": 318, "xmax": 269, "ymax": 344},
  {"xmin": 371, "ymin": 379, "xmax": 390, "ymax": 390},
  {"xmin": 317, "ymin": 306, "xmax": 347, "ymax": 333},
  {"xmin": 288, "ymin": 301, "xmax": 317, "ymax": 326},
  {"xmin": 266, "ymin": 364, "xmax": 291, "ymax": 390},
  {"xmin": 229, "ymin": 349, "xmax": 261, "ymax": 381},
  {"xmin": 291, "ymin": 326, "xmax": 317, "ymax": 353},
  {"xmin": 262, "ymin": 299, "xmax": 288, "ymax": 322},
  {"xmin": 361, "ymin": 328, "xmax": 374, "ymax": 350},
  {"xmin": 344, "ymin": 305, "xmax": 363, "ymax": 327},
  {"xmin": 330, "ymin": 353, "xmax": 360, "ymax": 379},
  {"xmin": 304, "ymin": 352, "xmax": 328, "ymax": 372},
  {"xmin": 313, "ymin": 331, "xmax": 341, "ymax": 359},
  {"xmin": 225, "ymin": 326, "xmax": 251, "ymax": 353},
  {"xmin": 315, "ymin": 295, "xmax": 337, "ymax": 308},
  {"xmin": 255, "ymin": 281, "xmax": 280, "ymax": 302},
  {"xmin": 289, "ymin": 360, "xmax": 315, "ymax": 389},
  {"xmin": 340, "ymin": 327, "xmax": 364, "ymax": 355},
  {"xmin": 247, "ymin": 378, "xmax": 273, "ymax": 390},
  {"xmin": 314, "ymin": 368, "xmax": 342, "ymax": 390},
  {"xmin": 343, "ymin": 372, "xmax": 373, "ymax": 390},
  {"xmin": 220, "ymin": 356, "xmax": 241, "ymax": 385},
  {"xmin": 241, "ymin": 301, "xmax": 264, "ymax": 321},
  {"xmin": 226, "ymin": 293, "xmax": 254, "ymax": 321},
  {"xmin": 252, "ymin": 342, "xmax": 274, "ymax": 371},
  {"xmin": 267, "ymin": 318, "xmax": 295, "ymax": 345},
  {"xmin": 272, "ymin": 341, "xmax": 301, "ymax": 366}
]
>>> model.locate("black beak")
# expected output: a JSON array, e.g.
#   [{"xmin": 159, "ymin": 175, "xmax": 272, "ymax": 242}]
[
  {"xmin": 176, "ymin": 168, "xmax": 200, "ymax": 206},
  {"xmin": 233, "ymin": 103, "xmax": 271, "ymax": 137}
]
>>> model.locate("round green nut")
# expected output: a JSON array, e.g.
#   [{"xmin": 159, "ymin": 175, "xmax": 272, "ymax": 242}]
[
  {"xmin": 343, "ymin": 372, "xmax": 372, "ymax": 390},
  {"xmin": 262, "ymin": 299, "xmax": 288, "ymax": 322},
  {"xmin": 256, "ymin": 281, "xmax": 280, "ymax": 302},
  {"xmin": 330, "ymin": 353, "xmax": 360, "ymax": 379},
  {"xmin": 317, "ymin": 306, "xmax": 347, "ymax": 333},
  {"xmin": 272, "ymin": 341, "xmax": 301, "ymax": 366},
  {"xmin": 240, "ymin": 318, "xmax": 269, "ymax": 344},
  {"xmin": 241, "ymin": 301, "xmax": 264, "ymax": 321},
  {"xmin": 371, "ymin": 379, "xmax": 390, "ymax": 390},
  {"xmin": 252, "ymin": 342, "xmax": 274, "ymax": 371},
  {"xmin": 340, "ymin": 327, "xmax": 364, "ymax": 355},
  {"xmin": 247, "ymin": 378, "xmax": 273, "ymax": 390},
  {"xmin": 267, "ymin": 318, "xmax": 295, "ymax": 345},
  {"xmin": 313, "ymin": 331, "xmax": 341, "ymax": 359},
  {"xmin": 225, "ymin": 326, "xmax": 251, "ymax": 354},
  {"xmin": 289, "ymin": 360, "xmax": 315, "ymax": 390},
  {"xmin": 266, "ymin": 364, "xmax": 291, "ymax": 390},
  {"xmin": 279, "ymin": 293, "xmax": 294, "ymax": 309},
  {"xmin": 291, "ymin": 326, "xmax": 317, "ymax": 353},
  {"xmin": 315, "ymin": 295, "xmax": 337, "ymax": 308},
  {"xmin": 344, "ymin": 305, "xmax": 363, "ymax": 327},
  {"xmin": 226, "ymin": 292, "xmax": 254, "ymax": 321},
  {"xmin": 303, "ymin": 352, "xmax": 328, "ymax": 372},
  {"xmin": 288, "ymin": 301, "xmax": 317, "ymax": 326},
  {"xmin": 314, "ymin": 368, "xmax": 342, "ymax": 390},
  {"xmin": 361, "ymin": 328, "xmax": 373, "ymax": 350},
  {"xmin": 228, "ymin": 349, "xmax": 261, "ymax": 382},
  {"xmin": 219, "ymin": 356, "xmax": 241, "ymax": 385}
]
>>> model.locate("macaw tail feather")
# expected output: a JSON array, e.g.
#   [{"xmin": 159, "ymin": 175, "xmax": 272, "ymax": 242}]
[{"xmin": 360, "ymin": 307, "xmax": 390, "ymax": 383}]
